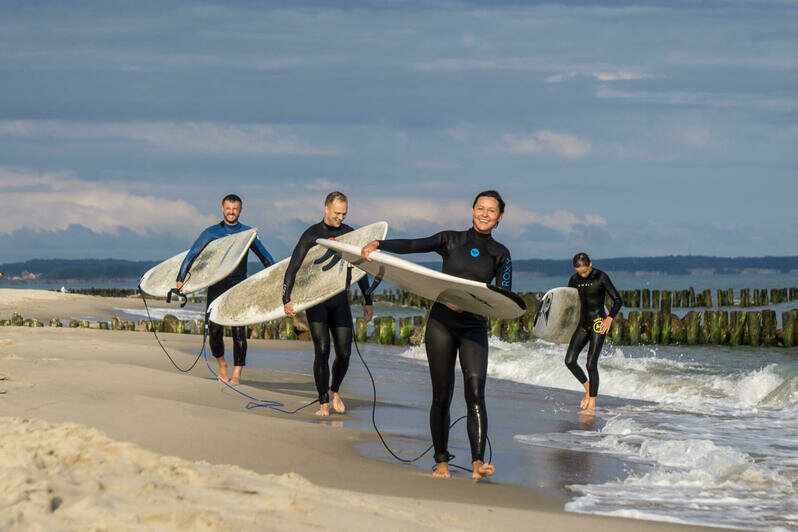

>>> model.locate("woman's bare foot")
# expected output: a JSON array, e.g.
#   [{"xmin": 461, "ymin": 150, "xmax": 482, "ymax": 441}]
[
  {"xmin": 579, "ymin": 396, "xmax": 596, "ymax": 415},
  {"xmin": 472, "ymin": 460, "xmax": 495, "ymax": 480},
  {"xmin": 216, "ymin": 358, "xmax": 229, "ymax": 382},
  {"xmin": 580, "ymin": 381, "xmax": 590, "ymax": 409},
  {"xmin": 230, "ymin": 366, "xmax": 243, "ymax": 385},
  {"xmin": 331, "ymin": 392, "xmax": 346, "ymax": 414},
  {"xmin": 217, "ymin": 375, "xmax": 230, "ymax": 383},
  {"xmin": 433, "ymin": 462, "xmax": 451, "ymax": 478},
  {"xmin": 316, "ymin": 403, "xmax": 331, "ymax": 417}
]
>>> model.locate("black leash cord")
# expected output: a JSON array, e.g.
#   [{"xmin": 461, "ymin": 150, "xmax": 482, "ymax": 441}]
[
  {"xmin": 139, "ymin": 285, "xmax": 204, "ymax": 373},
  {"xmin": 346, "ymin": 265, "xmax": 492, "ymax": 473}
]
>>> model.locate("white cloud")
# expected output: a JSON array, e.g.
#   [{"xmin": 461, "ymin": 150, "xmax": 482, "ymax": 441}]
[
  {"xmin": 592, "ymin": 70, "xmax": 654, "ymax": 81},
  {"xmin": 411, "ymin": 160, "xmax": 461, "ymax": 170},
  {"xmin": 595, "ymin": 86, "xmax": 794, "ymax": 112},
  {"xmin": 676, "ymin": 127, "xmax": 721, "ymax": 149},
  {"xmin": 667, "ymin": 52, "xmax": 798, "ymax": 71},
  {"xmin": 0, "ymin": 120, "xmax": 339, "ymax": 156},
  {"xmin": 460, "ymin": 34, "xmax": 478, "ymax": 47},
  {"xmin": 303, "ymin": 178, "xmax": 344, "ymax": 191},
  {"xmin": 492, "ymin": 131, "xmax": 592, "ymax": 159},
  {"xmin": 412, "ymin": 58, "xmax": 654, "ymax": 85},
  {"xmin": 0, "ymin": 167, "xmax": 216, "ymax": 236}
]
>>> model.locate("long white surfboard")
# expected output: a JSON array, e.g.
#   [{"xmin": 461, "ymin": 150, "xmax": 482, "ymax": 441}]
[
  {"xmin": 533, "ymin": 287, "xmax": 580, "ymax": 343},
  {"xmin": 139, "ymin": 229, "xmax": 258, "ymax": 298},
  {"xmin": 315, "ymin": 240, "xmax": 526, "ymax": 320},
  {"xmin": 207, "ymin": 222, "xmax": 388, "ymax": 326}
]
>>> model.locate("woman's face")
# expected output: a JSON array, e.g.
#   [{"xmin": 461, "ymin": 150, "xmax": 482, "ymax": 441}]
[
  {"xmin": 575, "ymin": 262, "xmax": 593, "ymax": 278},
  {"xmin": 472, "ymin": 196, "xmax": 503, "ymax": 233}
]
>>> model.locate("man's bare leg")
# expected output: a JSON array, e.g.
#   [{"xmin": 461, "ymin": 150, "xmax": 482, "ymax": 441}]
[
  {"xmin": 230, "ymin": 365, "xmax": 243, "ymax": 385},
  {"xmin": 331, "ymin": 392, "xmax": 346, "ymax": 414},
  {"xmin": 216, "ymin": 357, "xmax": 229, "ymax": 382},
  {"xmin": 472, "ymin": 460, "xmax": 495, "ymax": 480},
  {"xmin": 316, "ymin": 403, "xmax": 331, "ymax": 416},
  {"xmin": 433, "ymin": 462, "xmax": 451, "ymax": 479}
]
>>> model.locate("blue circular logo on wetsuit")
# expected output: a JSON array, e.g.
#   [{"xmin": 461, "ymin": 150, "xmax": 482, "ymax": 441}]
[{"xmin": 470, "ymin": 248, "xmax": 480, "ymax": 257}]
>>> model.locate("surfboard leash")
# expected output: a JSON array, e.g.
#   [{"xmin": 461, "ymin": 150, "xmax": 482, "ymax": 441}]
[
  {"xmin": 345, "ymin": 265, "xmax": 492, "ymax": 473},
  {"xmin": 197, "ymin": 314, "xmax": 320, "ymax": 414},
  {"xmin": 140, "ymin": 281, "xmax": 319, "ymax": 413}
]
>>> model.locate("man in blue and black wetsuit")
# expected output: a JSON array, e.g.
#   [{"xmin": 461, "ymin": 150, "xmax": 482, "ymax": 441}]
[{"xmin": 177, "ymin": 194, "xmax": 275, "ymax": 384}]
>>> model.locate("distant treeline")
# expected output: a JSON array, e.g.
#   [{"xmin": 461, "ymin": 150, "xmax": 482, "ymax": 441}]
[
  {"xmin": 506, "ymin": 256, "xmax": 798, "ymax": 276},
  {"xmin": 1, "ymin": 256, "xmax": 798, "ymax": 281}
]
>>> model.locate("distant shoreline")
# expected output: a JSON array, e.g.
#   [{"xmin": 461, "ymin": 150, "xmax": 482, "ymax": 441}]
[{"xmin": 2, "ymin": 256, "xmax": 798, "ymax": 282}]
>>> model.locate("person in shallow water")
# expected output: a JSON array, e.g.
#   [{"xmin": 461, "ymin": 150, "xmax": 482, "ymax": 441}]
[
  {"xmin": 282, "ymin": 191, "xmax": 374, "ymax": 417},
  {"xmin": 176, "ymin": 194, "xmax": 275, "ymax": 385},
  {"xmin": 360, "ymin": 190, "xmax": 511, "ymax": 481},
  {"xmin": 565, "ymin": 252, "xmax": 622, "ymax": 414}
]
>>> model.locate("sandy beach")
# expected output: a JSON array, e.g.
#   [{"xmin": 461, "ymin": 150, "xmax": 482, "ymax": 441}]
[{"xmin": 0, "ymin": 290, "xmax": 709, "ymax": 530}]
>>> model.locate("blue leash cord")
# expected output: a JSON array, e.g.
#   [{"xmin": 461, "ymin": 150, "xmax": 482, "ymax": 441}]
[
  {"xmin": 199, "ymin": 314, "xmax": 319, "ymax": 414},
  {"xmin": 140, "ymin": 285, "xmax": 317, "ymax": 414}
]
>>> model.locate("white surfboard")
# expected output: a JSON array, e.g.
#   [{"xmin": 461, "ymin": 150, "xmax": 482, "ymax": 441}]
[
  {"xmin": 139, "ymin": 229, "xmax": 258, "ymax": 297},
  {"xmin": 533, "ymin": 287, "xmax": 580, "ymax": 343},
  {"xmin": 316, "ymin": 240, "xmax": 526, "ymax": 320},
  {"xmin": 207, "ymin": 222, "xmax": 388, "ymax": 326}
]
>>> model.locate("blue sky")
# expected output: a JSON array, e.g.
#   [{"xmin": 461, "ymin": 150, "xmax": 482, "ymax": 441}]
[{"xmin": 1, "ymin": 0, "xmax": 796, "ymax": 262}]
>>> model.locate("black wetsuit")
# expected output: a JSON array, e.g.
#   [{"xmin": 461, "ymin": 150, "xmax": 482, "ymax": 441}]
[
  {"xmin": 178, "ymin": 221, "xmax": 274, "ymax": 366},
  {"xmin": 378, "ymin": 227, "xmax": 512, "ymax": 464},
  {"xmin": 565, "ymin": 268, "xmax": 622, "ymax": 397},
  {"xmin": 282, "ymin": 221, "xmax": 373, "ymax": 404}
]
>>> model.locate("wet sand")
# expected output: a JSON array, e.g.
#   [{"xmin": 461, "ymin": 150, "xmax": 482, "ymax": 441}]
[{"xmin": 0, "ymin": 291, "xmax": 711, "ymax": 530}]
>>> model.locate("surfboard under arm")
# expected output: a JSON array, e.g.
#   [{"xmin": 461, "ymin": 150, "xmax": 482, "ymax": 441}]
[{"xmin": 316, "ymin": 239, "xmax": 526, "ymax": 320}]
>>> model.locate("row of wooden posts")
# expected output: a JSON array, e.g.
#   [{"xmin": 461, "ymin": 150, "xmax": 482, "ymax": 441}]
[
  {"xmin": 618, "ymin": 287, "xmax": 798, "ymax": 311},
  {"xmin": 6, "ymin": 304, "xmax": 798, "ymax": 348},
  {"xmin": 357, "ymin": 287, "xmax": 798, "ymax": 312},
  {"xmin": 0, "ymin": 312, "xmax": 427, "ymax": 347}
]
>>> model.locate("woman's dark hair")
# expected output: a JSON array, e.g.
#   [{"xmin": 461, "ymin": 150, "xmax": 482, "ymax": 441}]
[
  {"xmin": 472, "ymin": 190, "xmax": 505, "ymax": 213},
  {"xmin": 573, "ymin": 252, "xmax": 591, "ymax": 267},
  {"xmin": 222, "ymin": 194, "xmax": 242, "ymax": 205}
]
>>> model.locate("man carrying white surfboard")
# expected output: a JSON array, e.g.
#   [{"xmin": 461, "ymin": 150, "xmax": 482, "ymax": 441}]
[
  {"xmin": 177, "ymin": 194, "xmax": 275, "ymax": 384},
  {"xmin": 361, "ymin": 190, "xmax": 511, "ymax": 481},
  {"xmin": 282, "ymin": 191, "xmax": 374, "ymax": 417}
]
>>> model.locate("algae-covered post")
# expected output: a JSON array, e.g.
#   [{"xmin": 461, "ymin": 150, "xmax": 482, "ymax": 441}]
[
  {"xmin": 747, "ymin": 311, "xmax": 762, "ymax": 346},
  {"xmin": 783, "ymin": 310, "xmax": 797, "ymax": 347}
]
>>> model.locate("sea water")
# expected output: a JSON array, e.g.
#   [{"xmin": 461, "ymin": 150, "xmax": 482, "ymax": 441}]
[{"xmin": 486, "ymin": 339, "xmax": 798, "ymax": 529}]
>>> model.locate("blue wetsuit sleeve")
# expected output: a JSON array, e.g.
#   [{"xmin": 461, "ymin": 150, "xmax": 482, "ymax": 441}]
[
  {"xmin": 495, "ymin": 250, "xmax": 512, "ymax": 291},
  {"xmin": 282, "ymin": 229, "xmax": 316, "ymax": 304},
  {"xmin": 177, "ymin": 228, "xmax": 215, "ymax": 283},
  {"xmin": 250, "ymin": 236, "xmax": 275, "ymax": 268},
  {"xmin": 602, "ymin": 272, "xmax": 623, "ymax": 317},
  {"xmin": 377, "ymin": 232, "xmax": 447, "ymax": 255}
]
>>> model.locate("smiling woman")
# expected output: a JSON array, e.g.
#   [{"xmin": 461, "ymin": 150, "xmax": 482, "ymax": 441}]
[{"xmin": 360, "ymin": 190, "xmax": 512, "ymax": 481}]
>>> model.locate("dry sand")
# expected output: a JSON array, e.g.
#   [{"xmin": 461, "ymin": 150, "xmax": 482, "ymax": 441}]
[
  {"xmin": 0, "ymin": 288, "xmax": 169, "ymax": 321},
  {"xmin": 0, "ymin": 292, "xmax": 709, "ymax": 530}
]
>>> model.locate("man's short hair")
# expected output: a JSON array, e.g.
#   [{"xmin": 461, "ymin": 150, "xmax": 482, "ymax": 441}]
[
  {"xmin": 325, "ymin": 191, "xmax": 347, "ymax": 206},
  {"xmin": 222, "ymin": 194, "xmax": 242, "ymax": 205}
]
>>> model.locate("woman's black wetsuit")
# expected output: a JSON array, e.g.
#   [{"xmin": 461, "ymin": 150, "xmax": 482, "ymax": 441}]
[
  {"xmin": 283, "ymin": 221, "xmax": 373, "ymax": 404},
  {"xmin": 378, "ymin": 227, "xmax": 512, "ymax": 464},
  {"xmin": 565, "ymin": 268, "xmax": 622, "ymax": 397}
]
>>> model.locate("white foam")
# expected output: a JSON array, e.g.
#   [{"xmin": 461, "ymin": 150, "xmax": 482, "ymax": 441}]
[{"xmin": 115, "ymin": 307, "xmax": 205, "ymax": 321}]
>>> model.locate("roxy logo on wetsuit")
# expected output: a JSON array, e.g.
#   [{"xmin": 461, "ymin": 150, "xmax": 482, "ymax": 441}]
[{"xmin": 501, "ymin": 257, "xmax": 511, "ymax": 287}]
